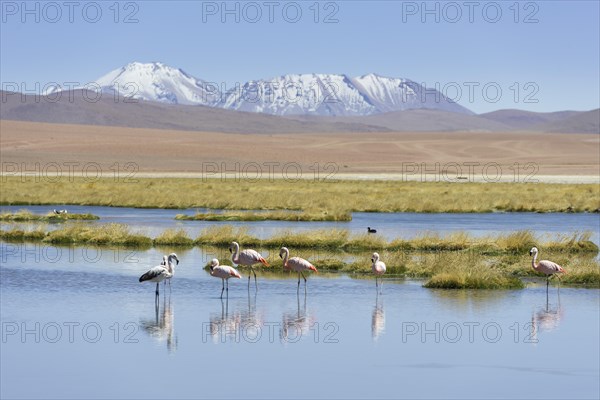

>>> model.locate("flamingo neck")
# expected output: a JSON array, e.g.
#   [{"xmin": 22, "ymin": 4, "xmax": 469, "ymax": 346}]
[
  {"xmin": 232, "ymin": 244, "xmax": 240, "ymax": 262},
  {"xmin": 531, "ymin": 253, "xmax": 538, "ymax": 270},
  {"xmin": 282, "ymin": 251, "xmax": 289, "ymax": 267},
  {"xmin": 167, "ymin": 257, "xmax": 176, "ymax": 274}
]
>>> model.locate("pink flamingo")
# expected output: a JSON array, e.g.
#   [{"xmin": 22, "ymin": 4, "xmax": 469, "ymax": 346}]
[
  {"xmin": 371, "ymin": 252, "xmax": 387, "ymax": 292},
  {"xmin": 529, "ymin": 247, "xmax": 567, "ymax": 291},
  {"xmin": 229, "ymin": 241, "xmax": 270, "ymax": 288},
  {"xmin": 279, "ymin": 247, "xmax": 318, "ymax": 290},
  {"xmin": 209, "ymin": 259, "xmax": 242, "ymax": 298}
]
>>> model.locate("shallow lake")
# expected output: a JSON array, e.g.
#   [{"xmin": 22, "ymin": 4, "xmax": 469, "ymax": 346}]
[
  {"xmin": 1, "ymin": 244, "xmax": 599, "ymax": 399},
  {"xmin": 2, "ymin": 205, "xmax": 599, "ymax": 245}
]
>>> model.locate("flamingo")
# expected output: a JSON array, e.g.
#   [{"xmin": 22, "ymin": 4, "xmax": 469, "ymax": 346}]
[
  {"xmin": 139, "ymin": 255, "xmax": 172, "ymax": 296},
  {"xmin": 529, "ymin": 247, "xmax": 567, "ymax": 291},
  {"xmin": 163, "ymin": 253, "xmax": 179, "ymax": 290},
  {"xmin": 371, "ymin": 252, "xmax": 387, "ymax": 292},
  {"xmin": 279, "ymin": 247, "xmax": 318, "ymax": 290},
  {"xmin": 209, "ymin": 259, "xmax": 242, "ymax": 298},
  {"xmin": 229, "ymin": 241, "xmax": 270, "ymax": 288}
]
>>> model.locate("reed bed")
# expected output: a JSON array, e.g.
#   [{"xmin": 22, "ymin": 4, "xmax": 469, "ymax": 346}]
[
  {"xmin": 2, "ymin": 224, "xmax": 597, "ymax": 288},
  {"xmin": 176, "ymin": 210, "xmax": 352, "ymax": 222},
  {"xmin": 1, "ymin": 225, "xmax": 596, "ymax": 255},
  {"xmin": 2, "ymin": 177, "xmax": 598, "ymax": 213},
  {"xmin": 0, "ymin": 209, "xmax": 99, "ymax": 222}
]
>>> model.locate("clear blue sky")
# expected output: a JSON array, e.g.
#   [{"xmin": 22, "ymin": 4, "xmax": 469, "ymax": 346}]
[{"xmin": 1, "ymin": 0, "xmax": 598, "ymax": 113}]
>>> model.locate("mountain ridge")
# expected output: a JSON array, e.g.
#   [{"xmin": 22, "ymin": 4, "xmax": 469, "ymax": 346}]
[
  {"xmin": 47, "ymin": 62, "xmax": 473, "ymax": 116},
  {"xmin": 1, "ymin": 89, "xmax": 597, "ymax": 134}
]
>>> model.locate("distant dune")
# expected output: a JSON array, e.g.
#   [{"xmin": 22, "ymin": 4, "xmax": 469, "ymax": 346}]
[{"xmin": 1, "ymin": 90, "xmax": 598, "ymax": 134}]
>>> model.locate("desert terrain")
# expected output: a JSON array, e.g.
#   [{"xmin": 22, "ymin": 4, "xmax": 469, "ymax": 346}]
[{"xmin": 1, "ymin": 120, "xmax": 598, "ymax": 182}]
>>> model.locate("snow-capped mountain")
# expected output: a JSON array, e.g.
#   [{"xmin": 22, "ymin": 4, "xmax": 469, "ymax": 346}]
[
  {"xmin": 93, "ymin": 62, "xmax": 219, "ymax": 106},
  {"xmin": 82, "ymin": 62, "xmax": 473, "ymax": 115},
  {"xmin": 219, "ymin": 73, "xmax": 472, "ymax": 116},
  {"xmin": 219, "ymin": 74, "xmax": 377, "ymax": 116}
]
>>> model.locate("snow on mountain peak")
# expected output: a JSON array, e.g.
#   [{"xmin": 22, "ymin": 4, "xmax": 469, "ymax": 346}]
[
  {"xmin": 86, "ymin": 62, "xmax": 473, "ymax": 115},
  {"xmin": 94, "ymin": 62, "xmax": 218, "ymax": 105}
]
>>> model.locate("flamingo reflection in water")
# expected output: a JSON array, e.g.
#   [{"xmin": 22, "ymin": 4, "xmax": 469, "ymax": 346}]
[
  {"xmin": 530, "ymin": 285, "xmax": 564, "ymax": 344},
  {"xmin": 372, "ymin": 292, "xmax": 385, "ymax": 341},
  {"xmin": 240, "ymin": 290, "xmax": 264, "ymax": 334},
  {"xmin": 140, "ymin": 294, "xmax": 177, "ymax": 352},
  {"xmin": 207, "ymin": 297, "xmax": 244, "ymax": 343},
  {"xmin": 281, "ymin": 291, "xmax": 315, "ymax": 342}
]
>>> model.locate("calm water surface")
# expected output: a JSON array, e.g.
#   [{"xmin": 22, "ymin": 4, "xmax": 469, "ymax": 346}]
[
  {"xmin": 1, "ymin": 244, "xmax": 599, "ymax": 399},
  {"xmin": 1, "ymin": 205, "xmax": 599, "ymax": 244}
]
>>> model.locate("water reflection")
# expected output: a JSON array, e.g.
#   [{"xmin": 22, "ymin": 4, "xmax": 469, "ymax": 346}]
[
  {"xmin": 531, "ymin": 287, "xmax": 564, "ymax": 343},
  {"xmin": 281, "ymin": 291, "xmax": 315, "ymax": 342},
  {"xmin": 372, "ymin": 293, "xmax": 385, "ymax": 341},
  {"xmin": 241, "ymin": 290, "xmax": 263, "ymax": 328},
  {"xmin": 139, "ymin": 294, "xmax": 177, "ymax": 353},
  {"xmin": 207, "ymin": 291, "xmax": 267, "ymax": 344}
]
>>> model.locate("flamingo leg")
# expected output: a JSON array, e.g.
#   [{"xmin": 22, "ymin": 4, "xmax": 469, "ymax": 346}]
[
  {"xmin": 226, "ymin": 279, "xmax": 229, "ymax": 296},
  {"xmin": 301, "ymin": 271, "xmax": 306, "ymax": 283},
  {"xmin": 155, "ymin": 282, "xmax": 160, "ymax": 296},
  {"xmin": 220, "ymin": 279, "xmax": 225, "ymax": 299},
  {"xmin": 252, "ymin": 267, "xmax": 257, "ymax": 289},
  {"xmin": 297, "ymin": 273, "xmax": 301, "ymax": 290}
]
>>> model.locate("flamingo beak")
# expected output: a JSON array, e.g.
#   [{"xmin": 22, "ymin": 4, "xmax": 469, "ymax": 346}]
[
  {"xmin": 529, "ymin": 251, "xmax": 533, "ymax": 256},
  {"xmin": 229, "ymin": 248, "xmax": 232, "ymax": 253}
]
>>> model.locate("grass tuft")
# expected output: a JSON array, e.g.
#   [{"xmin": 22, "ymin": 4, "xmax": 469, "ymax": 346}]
[
  {"xmin": 0, "ymin": 209, "xmax": 99, "ymax": 222},
  {"xmin": 195, "ymin": 225, "xmax": 260, "ymax": 247},
  {"xmin": 176, "ymin": 210, "xmax": 351, "ymax": 222},
  {"xmin": 154, "ymin": 229, "xmax": 194, "ymax": 246},
  {"xmin": 42, "ymin": 223, "xmax": 152, "ymax": 247},
  {"xmin": 264, "ymin": 229, "xmax": 348, "ymax": 249}
]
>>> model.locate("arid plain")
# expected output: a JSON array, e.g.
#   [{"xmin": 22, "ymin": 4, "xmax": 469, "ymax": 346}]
[{"xmin": 1, "ymin": 120, "xmax": 598, "ymax": 182}]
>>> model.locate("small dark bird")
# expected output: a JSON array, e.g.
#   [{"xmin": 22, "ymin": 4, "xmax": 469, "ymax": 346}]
[{"xmin": 367, "ymin": 227, "xmax": 377, "ymax": 234}]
